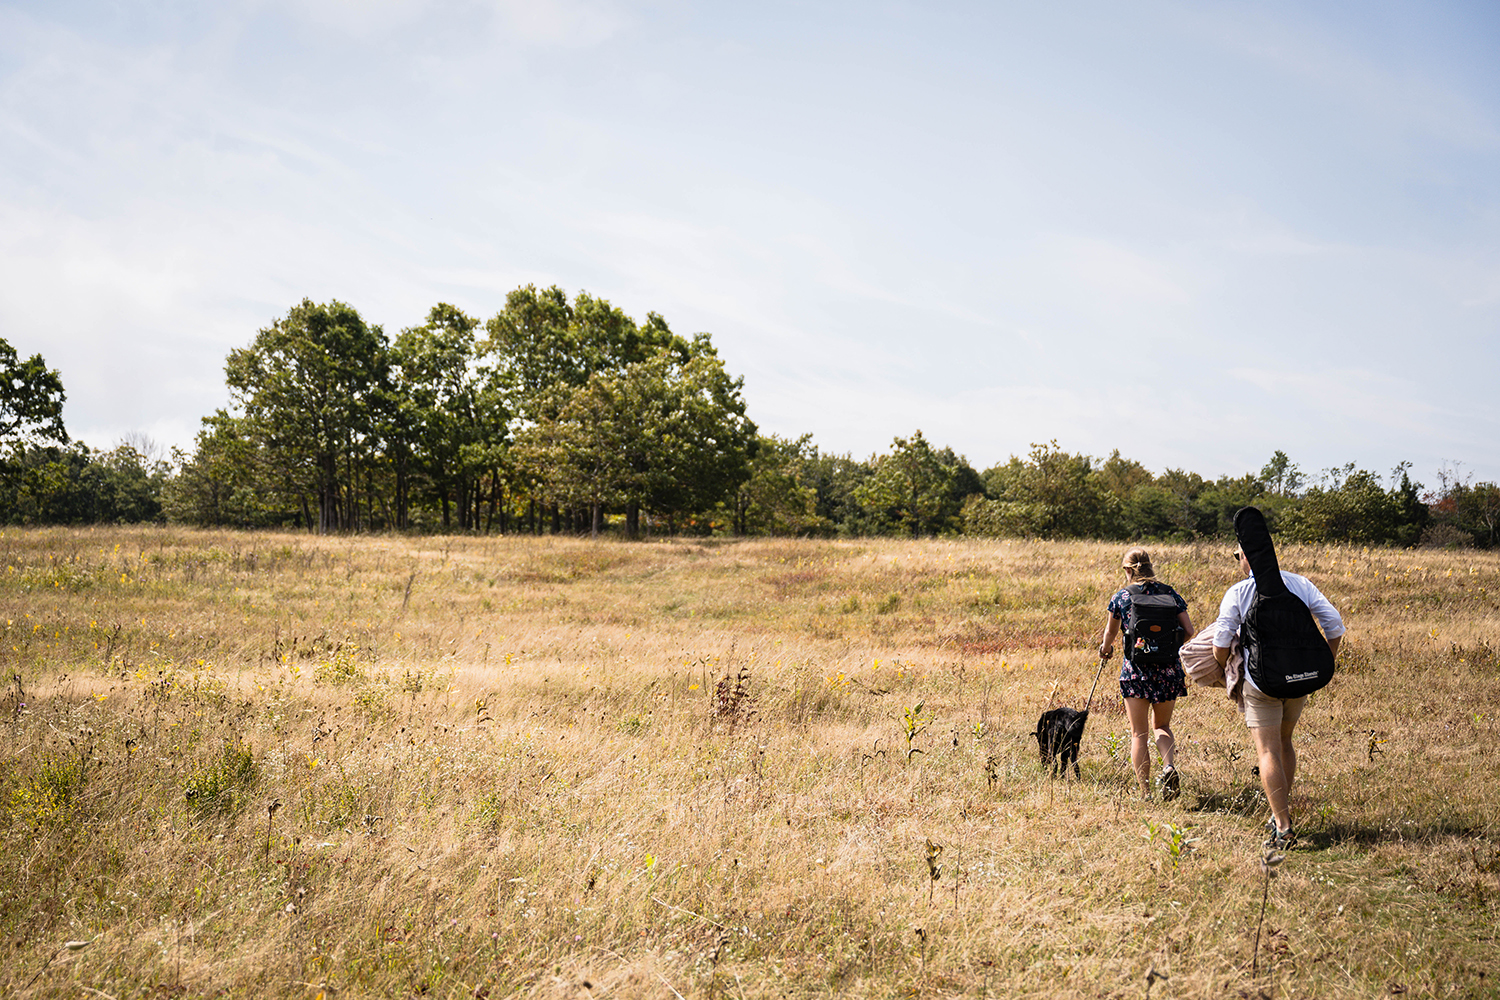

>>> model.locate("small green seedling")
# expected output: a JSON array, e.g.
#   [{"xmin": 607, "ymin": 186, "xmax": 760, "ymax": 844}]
[
  {"xmin": 1142, "ymin": 820, "xmax": 1199, "ymax": 871},
  {"xmin": 902, "ymin": 702, "xmax": 931, "ymax": 762}
]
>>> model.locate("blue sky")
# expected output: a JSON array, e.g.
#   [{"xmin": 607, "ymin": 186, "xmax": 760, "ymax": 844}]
[{"xmin": 2, "ymin": 0, "xmax": 1497, "ymax": 488}]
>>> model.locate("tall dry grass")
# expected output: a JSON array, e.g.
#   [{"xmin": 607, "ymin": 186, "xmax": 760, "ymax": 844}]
[{"xmin": 1, "ymin": 526, "xmax": 1497, "ymax": 998}]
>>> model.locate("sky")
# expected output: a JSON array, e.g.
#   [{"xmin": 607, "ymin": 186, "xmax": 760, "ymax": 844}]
[{"xmin": 2, "ymin": 0, "xmax": 1498, "ymax": 489}]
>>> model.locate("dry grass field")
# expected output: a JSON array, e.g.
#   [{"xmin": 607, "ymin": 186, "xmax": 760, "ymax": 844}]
[{"xmin": 2, "ymin": 527, "xmax": 1498, "ymax": 999}]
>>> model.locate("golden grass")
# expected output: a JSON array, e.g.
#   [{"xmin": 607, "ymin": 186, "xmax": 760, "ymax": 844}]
[{"xmin": 2, "ymin": 527, "xmax": 1498, "ymax": 998}]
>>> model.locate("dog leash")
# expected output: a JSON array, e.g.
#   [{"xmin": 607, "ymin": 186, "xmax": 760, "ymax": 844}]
[{"xmin": 1082, "ymin": 654, "xmax": 1109, "ymax": 714}]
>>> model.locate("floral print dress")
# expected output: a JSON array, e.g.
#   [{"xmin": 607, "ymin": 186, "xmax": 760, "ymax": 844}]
[{"xmin": 1108, "ymin": 581, "xmax": 1189, "ymax": 703}]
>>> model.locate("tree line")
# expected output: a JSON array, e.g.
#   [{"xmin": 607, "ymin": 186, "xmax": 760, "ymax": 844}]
[{"xmin": 3, "ymin": 291, "xmax": 1497, "ymax": 548}]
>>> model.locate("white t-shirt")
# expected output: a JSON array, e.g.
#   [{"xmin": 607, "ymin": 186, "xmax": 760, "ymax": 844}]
[
  {"xmin": 1213, "ymin": 571, "xmax": 1344, "ymax": 697},
  {"xmin": 1213, "ymin": 571, "xmax": 1345, "ymax": 646}
]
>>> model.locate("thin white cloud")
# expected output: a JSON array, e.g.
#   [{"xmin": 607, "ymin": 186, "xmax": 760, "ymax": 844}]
[
  {"xmin": 284, "ymin": 0, "xmax": 438, "ymax": 36},
  {"xmin": 1043, "ymin": 235, "xmax": 1193, "ymax": 306},
  {"xmin": 492, "ymin": 0, "xmax": 627, "ymax": 47},
  {"xmin": 1193, "ymin": 2, "xmax": 1500, "ymax": 151},
  {"xmin": 266, "ymin": 0, "xmax": 629, "ymax": 47},
  {"xmin": 1228, "ymin": 366, "xmax": 1451, "ymax": 436}
]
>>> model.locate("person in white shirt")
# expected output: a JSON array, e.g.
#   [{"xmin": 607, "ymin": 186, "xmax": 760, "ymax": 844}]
[{"xmin": 1213, "ymin": 547, "xmax": 1344, "ymax": 848}]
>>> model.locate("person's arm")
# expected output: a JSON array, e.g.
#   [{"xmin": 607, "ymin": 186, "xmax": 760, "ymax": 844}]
[
  {"xmin": 1211, "ymin": 581, "xmax": 1245, "ymax": 666},
  {"xmin": 1292, "ymin": 574, "xmax": 1345, "ymax": 639},
  {"xmin": 1177, "ymin": 610, "xmax": 1195, "ymax": 641},
  {"xmin": 1099, "ymin": 614, "xmax": 1121, "ymax": 659},
  {"xmin": 1286, "ymin": 574, "xmax": 1345, "ymax": 658}
]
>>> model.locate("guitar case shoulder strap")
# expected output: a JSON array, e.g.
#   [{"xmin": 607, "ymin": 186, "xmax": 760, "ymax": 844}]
[{"xmin": 1233, "ymin": 506, "xmax": 1288, "ymax": 598}]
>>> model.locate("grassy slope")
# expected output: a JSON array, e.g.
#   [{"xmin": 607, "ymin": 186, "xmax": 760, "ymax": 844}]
[{"xmin": 1, "ymin": 527, "xmax": 1497, "ymax": 998}]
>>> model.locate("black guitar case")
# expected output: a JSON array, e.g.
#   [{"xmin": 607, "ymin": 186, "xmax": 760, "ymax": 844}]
[{"xmin": 1233, "ymin": 506, "xmax": 1336, "ymax": 699}]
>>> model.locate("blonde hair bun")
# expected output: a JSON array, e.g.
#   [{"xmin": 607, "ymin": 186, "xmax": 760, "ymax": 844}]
[{"xmin": 1121, "ymin": 546, "xmax": 1156, "ymax": 581}]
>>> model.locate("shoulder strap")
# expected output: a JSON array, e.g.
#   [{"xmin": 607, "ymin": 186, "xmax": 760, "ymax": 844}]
[{"xmin": 1233, "ymin": 506, "xmax": 1289, "ymax": 598}]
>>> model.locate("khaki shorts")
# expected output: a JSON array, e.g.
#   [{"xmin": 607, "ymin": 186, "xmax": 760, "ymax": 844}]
[{"xmin": 1243, "ymin": 686, "xmax": 1307, "ymax": 730}]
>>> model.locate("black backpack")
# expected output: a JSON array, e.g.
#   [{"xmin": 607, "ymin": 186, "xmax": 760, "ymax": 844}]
[
  {"xmin": 1233, "ymin": 506, "xmax": 1336, "ymax": 698},
  {"xmin": 1124, "ymin": 584, "xmax": 1185, "ymax": 665}
]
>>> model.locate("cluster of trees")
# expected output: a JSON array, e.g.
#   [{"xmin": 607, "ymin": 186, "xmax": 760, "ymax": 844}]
[
  {"xmin": 1, "ymin": 300, "xmax": 1496, "ymax": 548},
  {"xmin": 966, "ymin": 445, "xmax": 1433, "ymax": 545},
  {"xmin": 0, "ymin": 337, "xmax": 169, "ymax": 523},
  {"xmin": 165, "ymin": 291, "xmax": 755, "ymax": 536},
  {"xmin": 736, "ymin": 437, "xmax": 1443, "ymax": 546},
  {"xmin": 731, "ymin": 430, "xmax": 983, "ymax": 538},
  {"xmin": 1424, "ymin": 470, "xmax": 1500, "ymax": 549},
  {"xmin": 0, "ymin": 440, "xmax": 169, "ymax": 525}
]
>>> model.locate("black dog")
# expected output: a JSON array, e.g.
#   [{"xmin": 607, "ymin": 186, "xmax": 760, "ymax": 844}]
[{"xmin": 1032, "ymin": 707, "xmax": 1088, "ymax": 779}]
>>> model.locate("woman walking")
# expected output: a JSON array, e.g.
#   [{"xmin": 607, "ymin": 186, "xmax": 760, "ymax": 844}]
[{"xmin": 1098, "ymin": 547, "xmax": 1195, "ymax": 800}]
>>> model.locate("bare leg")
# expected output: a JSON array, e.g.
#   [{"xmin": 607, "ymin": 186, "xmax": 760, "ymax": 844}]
[
  {"xmin": 1282, "ymin": 724, "xmax": 1297, "ymax": 789},
  {"xmin": 1124, "ymin": 697, "xmax": 1153, "ymax": 797},
  {"xmin": 1251, "ymin": 718, "xmax": 1298, "ymax": 832},
  {"xmin": 1151, "ymin": 700, "xmax": 1176, "ymax": 771}
]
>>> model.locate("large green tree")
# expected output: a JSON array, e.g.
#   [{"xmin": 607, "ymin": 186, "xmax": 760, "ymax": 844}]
[
  {"xmin": 224, "ymin": 299, "xmax": 390, "ymax": 533},
  {"xmin": 637, "ymin": 338, "xmax": 758, "ymax": 530},
  {"xmin": 513, "ymin": 373, "xmax": 636, "ymax": 537},
  {"xmin": 0, "ymin": 338, "xmax": 71, "ymax": 523},
  {"xmin": 515, "ymin": 339, "xmax": 757, "ymax": 536},
  {"xmin": 854, "ymin": 431, "xmax": 966, "ymax": 538},
  {"xmin": 483, "ymin": 286, "xmax": 689, "ymax": 418},
  {"xmin": 735, "ymin": 434, "xmax": 830, "ymax": 536},
  {"xmin": 973, "ymin": 441, "xmax": 1106, "ymax": 538},
  {"xmin": 804, "ymin": 451, "xmax": 876, "ymax": 536},
  {"xmin": 484, "ymin": 286, "xmax": 698, "ymax": 533},
  {"xmin": 392, "ymin": 304, "xmax": 510, "ymax": 530},
  {"xmin": 1261, "ymin": 450, "xmax": 1306, "ymax": 496},
  {"xmin": 163, "ymin": 411, "xmax": 299, "ymax": 527},
  {"xmin": 0, "ymin": 337, "xmax": 67, "ymax": 446}
]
